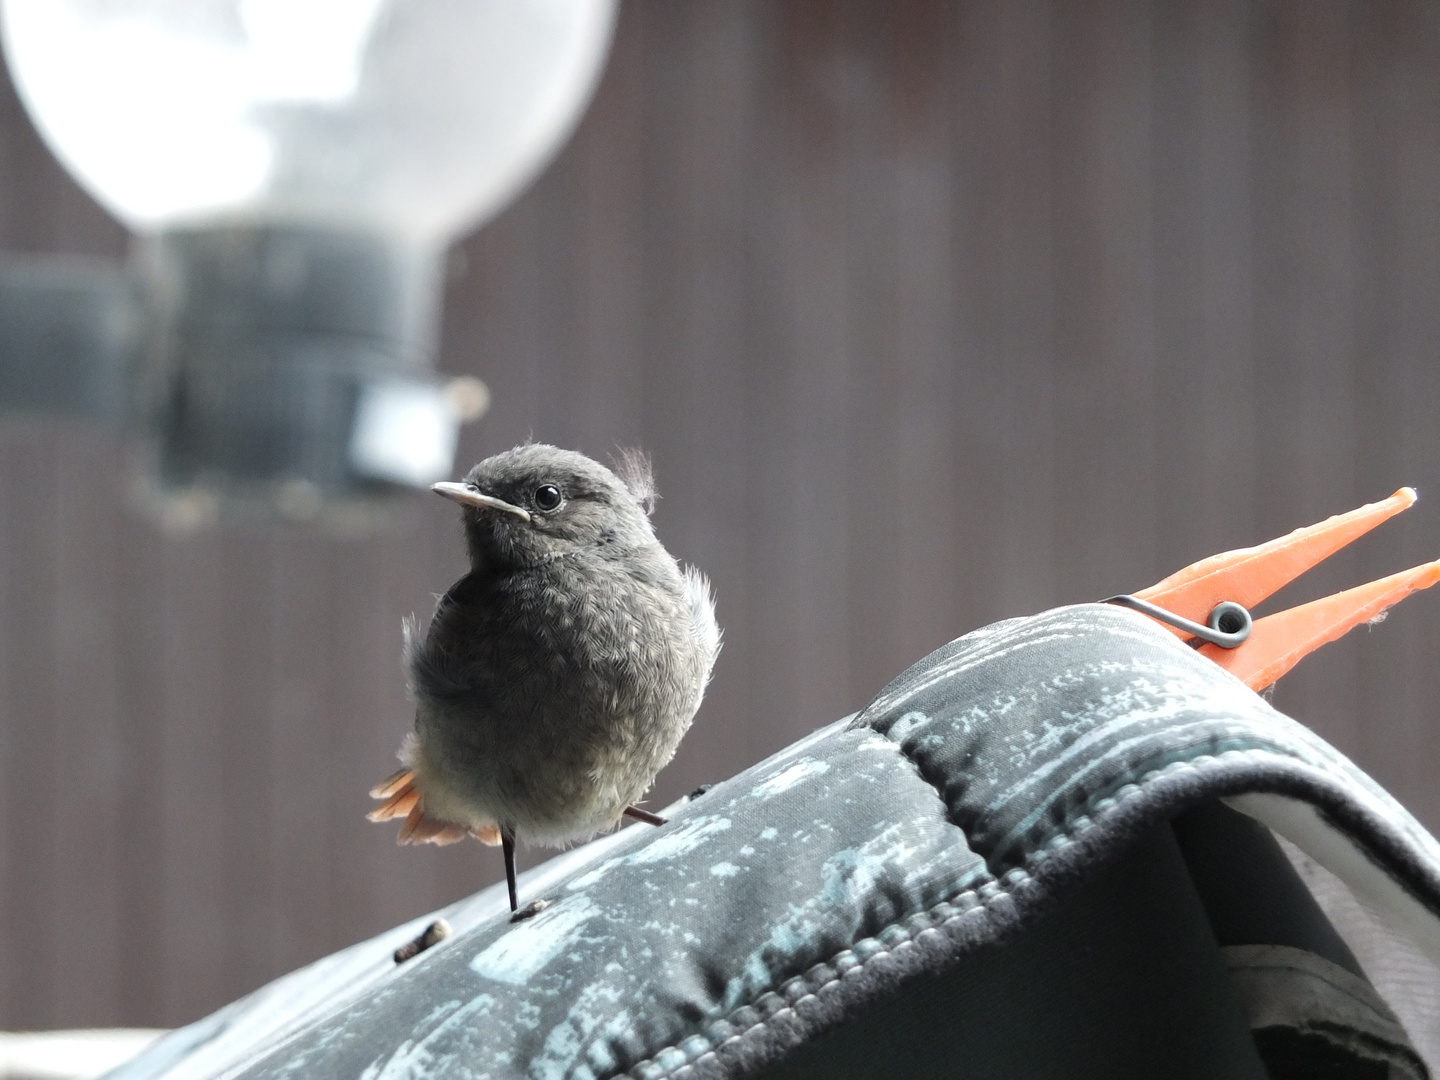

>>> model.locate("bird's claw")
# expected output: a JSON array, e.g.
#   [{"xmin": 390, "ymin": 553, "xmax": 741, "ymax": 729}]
[{"xmin": 510, "ymin": 898, "xmax": 551, "ymax": 923}]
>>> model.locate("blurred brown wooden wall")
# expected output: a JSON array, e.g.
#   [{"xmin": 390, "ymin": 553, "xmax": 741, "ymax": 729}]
[{"xmin": 4, "ymin": 0, "xmax": 1440, "ymax": 1030}]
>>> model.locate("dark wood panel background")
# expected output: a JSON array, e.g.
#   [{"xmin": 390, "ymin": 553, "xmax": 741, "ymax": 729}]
[{"xmin": 3, "ymin": 0, "xmax": 1440, "ymax": 1030}]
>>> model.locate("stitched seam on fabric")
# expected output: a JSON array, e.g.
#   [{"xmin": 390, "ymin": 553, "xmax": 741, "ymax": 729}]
[
  {"xmin": 617, "ymin": 747, "xmax": 1302, "ymax": 1080},
  {"xmin": 868, "ymin": 725, "xmax": 968, "ymax": 835}
]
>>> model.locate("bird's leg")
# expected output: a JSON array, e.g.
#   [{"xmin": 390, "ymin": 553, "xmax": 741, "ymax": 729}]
[
  {"xmin": 502, "ymin": 830, "xmax": 551, "ymax": 923},
  {"xmin": 501, "ymin": 828, "xmax": 518, "ymax": 912},
  {"xmin": 623, "ymin": 805, "xmax": 667, "ymax": 827}
]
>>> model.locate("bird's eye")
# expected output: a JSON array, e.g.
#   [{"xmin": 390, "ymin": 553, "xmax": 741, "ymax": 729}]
[{"xmin": 533, "ymin": 484, "xmax": 563, "ymax": 512}]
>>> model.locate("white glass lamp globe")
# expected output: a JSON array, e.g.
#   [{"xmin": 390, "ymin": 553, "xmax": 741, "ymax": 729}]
[
  {"xmin": 0, "ymin": 0, "xmax": 617, "ymax": 523},
  {"xmin": 0, "ymin": 0, "xmax": 617, "ymax": 242}
]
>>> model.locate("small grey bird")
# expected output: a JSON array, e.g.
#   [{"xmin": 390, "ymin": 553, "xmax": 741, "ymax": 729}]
[{"xmin": 369, "ymin": 444, "xmax": 720, "ymax": 912}]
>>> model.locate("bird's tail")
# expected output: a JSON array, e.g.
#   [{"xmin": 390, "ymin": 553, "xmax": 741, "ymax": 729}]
[{"xmin": 367, "ymin": 768, "xmax": 501, "ymax": 846}]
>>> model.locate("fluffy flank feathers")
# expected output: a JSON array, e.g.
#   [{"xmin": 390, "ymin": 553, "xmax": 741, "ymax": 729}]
[
  {"xmin": 684, "ymin": 565, "xmax": 722, "ymax": 680},
  {"xmin": 401, "ymin": 616, "xmax": 424, "ymax": 691}
]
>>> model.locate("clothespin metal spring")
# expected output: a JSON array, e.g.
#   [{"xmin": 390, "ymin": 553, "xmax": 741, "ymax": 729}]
[{"xmin": 1103, "ymin": 594, "xmax": 1253, "ymax": 650}]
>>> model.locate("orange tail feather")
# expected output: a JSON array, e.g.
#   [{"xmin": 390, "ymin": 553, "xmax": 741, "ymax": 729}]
[
  {"xmin": 396, "ymin": 802, "xmax": 469, "ymax": 845},
  {"xmin": 369, "ymin": 765, "xmax": 496, "ymax": 846},
  {"xmin": 370, "ymin": 767, "xmax": 415, "ymax": 799},
  {"xmin": 367, "ymin": 784, "xmax": 418, "ymax": 822}
]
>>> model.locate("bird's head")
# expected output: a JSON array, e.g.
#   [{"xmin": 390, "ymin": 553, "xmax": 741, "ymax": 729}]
[{"xmin": 433, "ymin": 444, "xmax": 659, "ymax": 570}]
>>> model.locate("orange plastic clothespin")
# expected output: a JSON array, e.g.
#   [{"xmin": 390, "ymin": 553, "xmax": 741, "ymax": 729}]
[{"xmin": 1104, "ymin": 488, "xmax": 1440, "ymax": 691}]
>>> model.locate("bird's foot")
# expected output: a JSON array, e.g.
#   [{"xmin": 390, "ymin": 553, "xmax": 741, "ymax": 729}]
[
  {"xmin": 510, "ymin": 898, "xmax": 551, "ymax": 923},
  {"xmin": 394, "ymin": 918, "xmax": 452, "ymax": 963}
]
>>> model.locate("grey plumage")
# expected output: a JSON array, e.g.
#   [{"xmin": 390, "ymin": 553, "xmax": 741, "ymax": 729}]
[{"xmin": 372, "ymin": 444, "xmax": 720, "ymax": 865}]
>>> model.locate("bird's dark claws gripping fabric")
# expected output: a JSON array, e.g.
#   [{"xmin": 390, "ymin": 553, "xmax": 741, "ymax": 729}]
[{"xmin": 369, "ymin": 445, "xmax": 721, "ymax": 912}]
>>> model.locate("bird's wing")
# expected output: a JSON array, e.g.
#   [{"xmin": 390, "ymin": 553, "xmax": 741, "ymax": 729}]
[{"xmin": 405, "ymin": 571, "xmax": 500, "ymax": 702}]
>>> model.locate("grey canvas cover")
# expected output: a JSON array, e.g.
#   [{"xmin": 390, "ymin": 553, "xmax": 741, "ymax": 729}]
[{"xmin": 107, "ymin": 604, "xmax": 1440, "ymax": 1079}]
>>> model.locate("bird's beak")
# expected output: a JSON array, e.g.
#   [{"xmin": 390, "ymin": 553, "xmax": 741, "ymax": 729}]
[{"xmin": 431, "ymin": 482, "xmax": 532, "ymax": 521}]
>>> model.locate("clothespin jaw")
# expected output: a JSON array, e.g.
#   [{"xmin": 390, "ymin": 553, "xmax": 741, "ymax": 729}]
[{"xmin": 1110, "ymin": 488, "xmax": 1440, "ymax": 691}]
